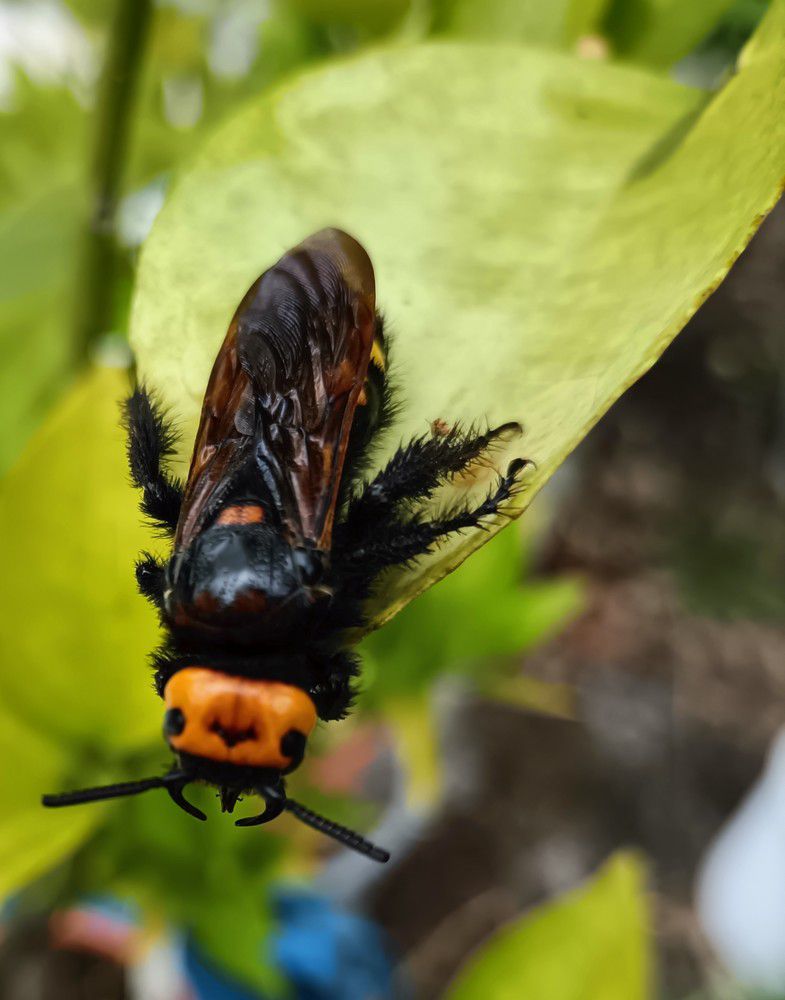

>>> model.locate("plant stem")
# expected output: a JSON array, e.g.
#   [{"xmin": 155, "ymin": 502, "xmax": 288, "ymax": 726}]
[{"xmin": 74, "ymin": 0, "xmax": 153, "ymax": 364}]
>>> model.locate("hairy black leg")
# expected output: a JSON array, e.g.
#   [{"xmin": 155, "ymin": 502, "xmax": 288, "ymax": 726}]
[
  {"xmin": 135, "ymin": 552, "xmax": 167, "ymax": 609},
  {"xmin": 309, "ymin": 648, "xmax": 361, "ymax": 721},
  {"xmin": 151, "ymin": 643, "xmax": 180, "ymax": 697},
  {"xmin": 123, "ymin": 387, "xmax": 184, "ymax": 535},
  {"xmin": 341, "ymin": 459, "xmax": 528, "ymax": 591},
  {"xmin": 339, "ymin": 421, "xmax": 521, "ymax": 547}
]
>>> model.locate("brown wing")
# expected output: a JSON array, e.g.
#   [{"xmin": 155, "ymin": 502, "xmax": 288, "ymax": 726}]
[{"xmin": 175, "ymin": 228, "xmax": 376, "ymax": 551}]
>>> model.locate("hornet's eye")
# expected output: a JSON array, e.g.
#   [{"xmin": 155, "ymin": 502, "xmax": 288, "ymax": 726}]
[
  {"xmin": 163, "ymin": 707, "xmax": 186, "ymax": 737},
  {"xmin": 280, "ymin": 729, "xmax": 306, "ymax": 762}
]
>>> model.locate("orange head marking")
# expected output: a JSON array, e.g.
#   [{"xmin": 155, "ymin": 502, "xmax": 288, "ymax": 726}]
[{"xmin": 163, "ymin": 668, "xmax": 317, "ymax": 771}]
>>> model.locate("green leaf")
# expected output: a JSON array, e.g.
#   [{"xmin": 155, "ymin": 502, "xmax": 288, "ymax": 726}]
[
  {"xmin": 288, "ymin": 0, "xmax": 413, "ymax": 35},
  {"xmin": 0, "ymin": 81, "xmax": 88, "ymax": 472},
  {"xmin": 447, "ymin": 852, "xmax": 651, "ymax": 1000},
  {"xmin": 0, "ymin": 79, "xmax": 87, "ymax": 212},
  {"xmin": 603, "ymin": 0, "xmax": 737, "ymax": 67},
  {"xmin": 433, "ymin": 0, "xmax": 612, "ymax": 48},
  {"xmin": 0, "ymin": 367, "xmax": 161, "ymax": 750},
  {"xmin": 0, "ymin": 698, "xmax": 103, "ymax": 899},
  {"xmin": 130, "ymin": 4, "xmax": 785, "ymax": 631},
  {"xmin": 0, "ymin": 183, "xmax": 85, "ymax": 474}
]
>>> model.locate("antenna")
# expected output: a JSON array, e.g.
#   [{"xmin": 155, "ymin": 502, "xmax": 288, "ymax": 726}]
[
  {"xmin": 284, "ymin": 798, "xmax": 390, "ymax": 863},
  {"xmin": 235, "ymin": 784, "xmax": 390, "ymax": 862},
  {"xmin": 44, "ymin": 776, "xmax": 391, "ymax": 861},
  {"xmin": 42, "ymin": 770, "xmax": 205, "ymax": 820}
]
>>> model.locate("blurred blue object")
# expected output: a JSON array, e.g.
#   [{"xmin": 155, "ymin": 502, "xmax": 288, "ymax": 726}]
[
  {"xmin": 185, "ymin": 940, "xmax": 265, "ymax": 1000},
  {"xmin": 271, "ymin": 887, "xmax": 397, "ymax": 1000},
  {"xmin": 185, "ymin": 887, "xmax": 397, "ymax": 1000}
]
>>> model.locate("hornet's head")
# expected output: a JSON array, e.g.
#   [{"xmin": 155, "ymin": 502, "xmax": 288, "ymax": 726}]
[
  {"xmin": 162, "ymin": 668, "xmax": 316, "ymax": 773},
  {"xmin": 42, "ymin": 668, "xmax": 389, "ymax": 862}
]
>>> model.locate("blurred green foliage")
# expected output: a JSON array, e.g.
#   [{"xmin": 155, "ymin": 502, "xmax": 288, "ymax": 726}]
[
  {"xmin": 80, "ymin": 780, "xmax": 288, "ymax": 994},
  {"xmin": 602, "ymin": 0, "xmax": 737, "ymax": 66},
  {"xmin": 432, "ymin": 0, "xmax": 607, "ymax": 47},
  {"xmin": 359, "ymin": 525, "xmax": 582, "ymax": 803},
  {"xmin": 0, "ymin": 0, "xmax": 783, "ymax": 995},
  {"xmin": 0, "ymin": 78, "xmax": 87, "ymax": 474},
  {"xmin": 432, "ymin": 0, "xmax": 755, "ymax": 62},
  {"xmin": 360, "ymin": 525, "xmax": 582, "ymax": 709}
]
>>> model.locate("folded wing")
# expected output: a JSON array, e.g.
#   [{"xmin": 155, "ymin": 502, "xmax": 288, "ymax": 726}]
[{"xmin": 175, "ymin": 228, "xmax": 377, "ymax": 552}]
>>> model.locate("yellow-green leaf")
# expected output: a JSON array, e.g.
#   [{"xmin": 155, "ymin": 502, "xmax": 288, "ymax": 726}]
[
  {"xmin": 447, "ymin": 853, "xmax": 651, "ymax": 1000},
  {"xmin": 130, "ymin": 2, "xmax": 785, "ymax": 631},
  {"xmin": 0, "ymin": 79, "xmax": 89, "ymax": 472},
  {"xmin": 0, "ymin": 367, "xmax": 161, "ymax": 750},
  {"xmin": 0, "ymin": 699, "xmax": 102, "ymax": 899},
  {"xmin": 0, "ymin": 183, "xmax": 85, "ymax": 474},
  {"xmin": 383, "ymin": 697, "xmax": 442, "ymax": 806}
]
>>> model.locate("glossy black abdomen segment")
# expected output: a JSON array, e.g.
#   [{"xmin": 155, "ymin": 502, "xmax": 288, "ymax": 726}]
[{"xmin": 165, "ymin": 520, "xmax": 329, "ymax": 644}]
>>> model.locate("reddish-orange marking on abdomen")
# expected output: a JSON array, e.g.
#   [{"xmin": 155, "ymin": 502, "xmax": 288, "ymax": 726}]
[{"xmin": 216, "ymin": 504, "xmax": 265, "ymax": 526}]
